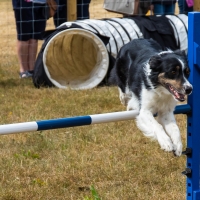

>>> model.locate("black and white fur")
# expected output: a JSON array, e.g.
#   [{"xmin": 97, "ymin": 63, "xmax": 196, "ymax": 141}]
[{"xmin": 109, "ymin": 38, "xmax": 193, "ymax": 156}]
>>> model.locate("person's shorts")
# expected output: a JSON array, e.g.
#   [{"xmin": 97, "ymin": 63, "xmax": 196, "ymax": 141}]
[{"xmin": 13, "ymin": 1, "xmax": 46, "ymax": 41}]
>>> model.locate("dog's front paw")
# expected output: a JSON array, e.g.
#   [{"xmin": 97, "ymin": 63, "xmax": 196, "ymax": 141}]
[
  {"xmin": 158, "ymin": 137, "xmax": 174, "ymax": 152},
  {"xmin": 173, "ymin": 141, "xmax": 183, "ymax": 156}
]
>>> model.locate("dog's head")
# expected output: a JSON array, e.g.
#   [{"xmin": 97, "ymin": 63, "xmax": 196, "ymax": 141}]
[{"xmin": 149, "ymin": 50, "xmax": 193, "ymax": 102}]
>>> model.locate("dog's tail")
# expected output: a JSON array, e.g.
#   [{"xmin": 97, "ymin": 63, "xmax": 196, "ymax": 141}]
[
  {"xmin": 109, "ymin": 56, "xmax": 127, "ymax": 83},
  {"xmin": 108, "ymin": 67, "xmax": 117, "ymax": 86},
  {"xmin": 107, "ymin": 59, "xmax": 119, "ymax": 86}
]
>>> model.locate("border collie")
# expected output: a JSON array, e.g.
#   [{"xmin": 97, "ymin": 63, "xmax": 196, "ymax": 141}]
[{"xmin": 109, "ymin": 38, "xmax": 192, "ymax": 156}]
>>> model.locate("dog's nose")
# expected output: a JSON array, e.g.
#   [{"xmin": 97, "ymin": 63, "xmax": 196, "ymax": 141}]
[{"xmin": 185, "ymin": 85, "xmax": 193, "ymax": 95}]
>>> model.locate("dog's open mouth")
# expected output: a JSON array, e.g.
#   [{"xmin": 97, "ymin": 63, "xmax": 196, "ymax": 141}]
[{"xmin": 166, "ymin": 84, "xmax": 185, "ymax": 102}]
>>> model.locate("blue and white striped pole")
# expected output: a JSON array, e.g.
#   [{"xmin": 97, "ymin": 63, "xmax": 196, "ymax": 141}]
[
  {"xmin": 0, "ymin": 111, "xmax": 139, "ymax": 135},
  {"xmin": 0, "ymin": 104, "xmax": 191, "ymax": 135}
]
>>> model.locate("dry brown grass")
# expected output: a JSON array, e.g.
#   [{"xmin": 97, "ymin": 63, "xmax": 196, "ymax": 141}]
[{"xmin": 0, "ymin": 0, "xmax": 186, "ymax": 199}]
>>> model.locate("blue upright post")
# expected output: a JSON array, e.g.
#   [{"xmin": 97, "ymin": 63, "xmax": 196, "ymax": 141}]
[{"xmin": 186, "ymin": 12, "xmax": 200, "ymax": 200}]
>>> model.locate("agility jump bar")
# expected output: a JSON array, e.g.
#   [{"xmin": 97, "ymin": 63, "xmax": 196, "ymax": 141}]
[
  {"xmin": 0, "ymin": 111, "xmax": 139, "ymax": 135},
  {"xmin": 0, "ymin": 104, "xmax": 191, "ymax": 135}
]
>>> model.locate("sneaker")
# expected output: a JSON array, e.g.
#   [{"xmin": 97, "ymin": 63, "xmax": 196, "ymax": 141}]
[
  {"xmin": 19, "ymin": 71, "xmax": 32, "ymax": 78},
  {"xmin": 28, "ymin": 70, "xmax": 34, "ymax": 75}
]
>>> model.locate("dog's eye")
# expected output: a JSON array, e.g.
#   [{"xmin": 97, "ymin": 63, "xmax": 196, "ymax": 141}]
[
  {"xmin": 171, "ymin": 71, "xmax": 176, "ymax": 74},
  {"xmin": 185, "ymin": 68, "xmax": 190, "ymax": 75}
]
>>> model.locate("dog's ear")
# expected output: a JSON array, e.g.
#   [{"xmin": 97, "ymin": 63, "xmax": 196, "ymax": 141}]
[
  {"xmin": 149, "ymin": 55, "xmax": 162, "ymax": 70},
  {"xmin": 174, "ymin": 49, "xmax": 186, "ymax": 56}
]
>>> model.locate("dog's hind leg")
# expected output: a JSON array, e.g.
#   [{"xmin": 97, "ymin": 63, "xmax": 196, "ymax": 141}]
[
  {"xmin": 136, "ymin": 110, "xmax": 174, "ymax": 153},
  {"xmin": 157, "ymin": 112, "xmax": 182, "ymax": 156}
]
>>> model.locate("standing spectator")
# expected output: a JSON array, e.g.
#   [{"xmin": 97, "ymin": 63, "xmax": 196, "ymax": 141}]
[
  {"xmin": 53, "ymin": 0, "xmax": 91, "ymax": 27},
  {"xmin": 53, "ymin": 0, "xmax": 67, "ymax": 27},
  {"xmin": 12, "ymin": 0, "xmax": 46, "ymax": 78},
  {"xmin": 178, "ymin": 0, "xmax": 193, "ymax": 15},
  {"xmin": 151, "ymin": 0, "xmax": 176, "ymax": 15},
  {"xmin": 77, "ymin": 0, "xmax": 91, "ymax": 20},
  {"xmin": 139, "ymin": 0, "xmax": 151, "ymax": 15}
]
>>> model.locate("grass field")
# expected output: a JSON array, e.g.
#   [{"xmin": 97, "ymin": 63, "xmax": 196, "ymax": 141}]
[{"xmin": 0, "ymin": 0, "xmax": 187, "ymax": 199}]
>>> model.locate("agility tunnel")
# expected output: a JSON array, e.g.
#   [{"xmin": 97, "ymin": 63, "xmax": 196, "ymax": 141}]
[{"xmin": 33, "ymin": 14, "xmax": 188, "ymax": 90}]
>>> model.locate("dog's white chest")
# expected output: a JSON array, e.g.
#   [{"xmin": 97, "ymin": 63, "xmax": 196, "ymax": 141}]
[{"xmin": 141, "ymin": 87, "xmax": 177, "ymax": 114}]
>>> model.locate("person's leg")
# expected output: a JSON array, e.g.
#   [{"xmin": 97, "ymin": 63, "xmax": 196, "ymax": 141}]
[
  {"xmin": 54, "ymin": 0, "xmax": 67, "ymax": 27},
  {"xmin": 179, "ymin": 0, "xmax": 193, "ymax": 14},
  {"xmin": 28, "ymin": 39, "xmax": 38, "ymax": 72},
  {"xmin": 165, "ymin": 3, "xmax": 175, "ymax": 15},
  {"xmin": 153, "ymin": 4, "xmax": 165, "ymax": 15},
  {"xmin": 178, "ymin": 0, "xmax": 184, "ymax": 13},
  {"xmin": 17, "ymin": 40, "xmax": 29, "ymax": 74},
  {"xmin": 139, "ymin": 0, "xmax": 151, "ymax": 15},
  {"xmin": 77, "ymin": 0, "xmax": 91, "ymax": 20},
  {"xmin": 184, "ymin": 5, "xmax": 193, "ymax": 14},
  {"xmin": 14, "ymin": 1, "xmax": 35, "ymax": 78},
  {"xmin": 28, "ymin": 3, "xmax": 46, "ymax": 75},
  {"xmin": 184, "ymin": 5, "xmax": 193, "ymax": 15}
]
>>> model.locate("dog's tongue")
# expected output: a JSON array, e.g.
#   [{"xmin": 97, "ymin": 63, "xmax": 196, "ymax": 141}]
[
  {"xmin": 175, "ymin": 91, "xmax": 185, "ymax": 101},
  {"xmin": 169, "ymin": 85, "xmax": 185, "ymax": 101}
]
